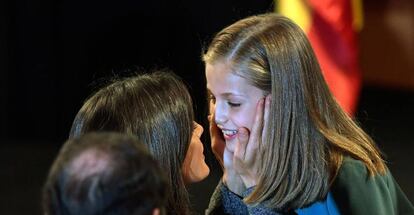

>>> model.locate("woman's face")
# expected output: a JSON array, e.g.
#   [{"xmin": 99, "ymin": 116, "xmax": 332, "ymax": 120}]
[
  {"xmin": 206, "ymin": 62, "xmax": 265, "ymax": 153},
  {"xmin": 182, "ymin": 122, "xmax": 210, "ymax": 183}
]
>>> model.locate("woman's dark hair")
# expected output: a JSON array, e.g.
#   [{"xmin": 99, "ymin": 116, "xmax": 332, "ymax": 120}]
[{"xmin": 69, "ymin": 71, "xmax": 194, "ymax": 214}]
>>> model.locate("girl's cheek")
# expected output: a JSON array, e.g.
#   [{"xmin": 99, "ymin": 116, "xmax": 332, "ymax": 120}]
[
  {"xmin": 231, "ymin": 112, "xmax": 254, "ymax": 131},
  {"xmin": 245, "ymin": 108, "xmax": 258, "ymax": 131}
]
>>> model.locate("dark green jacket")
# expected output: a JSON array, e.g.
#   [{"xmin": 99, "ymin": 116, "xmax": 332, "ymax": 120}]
[{"xmin": 331, "ymin": 157, "xmax": 414, "ymax": 215}]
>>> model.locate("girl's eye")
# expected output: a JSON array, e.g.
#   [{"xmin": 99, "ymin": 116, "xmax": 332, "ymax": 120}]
[{"xmin": 228, "ymin": 102, "xmax": 241, "ymax": 107}]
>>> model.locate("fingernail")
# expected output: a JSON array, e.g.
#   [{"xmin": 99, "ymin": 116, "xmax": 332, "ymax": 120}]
[{"xmin": 238, "ymin": 128, "xmax": 248, "ymax": 137}]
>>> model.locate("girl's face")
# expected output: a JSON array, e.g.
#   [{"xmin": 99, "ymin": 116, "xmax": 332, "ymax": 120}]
[
  {"xmin": 206, "ymin": 62, "xmax": 265, "ymax": 153},
  {"xmin": 182, "ymin": 122, "xmax": 210, "ymax": 183}
]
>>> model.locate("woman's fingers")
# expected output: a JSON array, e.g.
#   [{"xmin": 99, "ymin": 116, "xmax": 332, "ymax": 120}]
[
  {"xmin": 233, "ymin": 97, "xmax": 265, "ymax": 166},
  {"xmin": 234, "ymin": 127, "xmax": 249, "ymax": 165},
  {"xmin": 232, "ymin": 98, "xmax": 267, "ymax": 188},
  {"xmin": 245, "ymin": 98, "xmax": 265, "ymax": 162},
  {"xmin": 209, "ymin": 112, "xmax": 225, "ymax": 167},
  {"xmin": 222, "ymin": 147, "xmax": 234, "ymax": 170}
]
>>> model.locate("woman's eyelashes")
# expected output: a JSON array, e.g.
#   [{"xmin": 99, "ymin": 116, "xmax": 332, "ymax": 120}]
[
  {"xmin": 207, "ymin": 90, "xmax": 216, "ymax": 104},
  {"xmin": 208, "ymin": 94, "xmax": 216, "ymax": 104}
]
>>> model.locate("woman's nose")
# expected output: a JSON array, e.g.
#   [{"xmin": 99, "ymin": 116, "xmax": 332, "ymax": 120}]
[{"xmin": 194, "ymin": 122, "xmax": 204, "ymax": 135}]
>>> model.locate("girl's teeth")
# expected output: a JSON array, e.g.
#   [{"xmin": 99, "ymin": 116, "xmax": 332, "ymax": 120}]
[{"xmin": 222, "ymin": 130, "xmax": 237, "ymax": 136}]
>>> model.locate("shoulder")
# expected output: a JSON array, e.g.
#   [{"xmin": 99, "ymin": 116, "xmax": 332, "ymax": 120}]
[
  {"xmin": 206, "ymin": 181, "xmax": 249, "ymax": 215},
  {"xmin": 335, "ymin": 157, "xmax": 379, "ymax": 184},
  {"xmin": 331, "ymin": 157, "xmax": 414, "ymax": 215}
]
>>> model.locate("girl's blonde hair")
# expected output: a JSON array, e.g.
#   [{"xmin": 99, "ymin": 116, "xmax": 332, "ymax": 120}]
[{"xmin": 204, "ymin": 13, "xmax": 385, "ymax": 210}]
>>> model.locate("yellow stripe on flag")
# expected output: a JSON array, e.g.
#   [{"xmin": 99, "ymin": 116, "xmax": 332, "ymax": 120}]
[
  {"xmin": 276, "ymin": 0, "xmax": 311, "ymax": 32},
  {"xmin": 352, "ymin": 0, "xmax": 364, "ymax": 31}
]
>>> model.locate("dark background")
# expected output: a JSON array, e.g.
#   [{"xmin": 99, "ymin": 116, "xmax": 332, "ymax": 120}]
[{"xmin": 1, "ymin": 0, "xmax": 413, "ymax": 214}]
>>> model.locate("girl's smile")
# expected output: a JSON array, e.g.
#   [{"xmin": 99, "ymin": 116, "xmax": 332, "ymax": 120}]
[{"xmin": 206, "ymin": 61, "xmax": 265, "ymax": 152}]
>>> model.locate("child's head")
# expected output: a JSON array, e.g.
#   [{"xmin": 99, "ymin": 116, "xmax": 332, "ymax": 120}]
[
  {"xmin": 204, "ymin": 13, "xmax": 385, "ymax": 210},
  {"xmin": 43, "ymin": 132, "xmax": 168, "ymax": 215},
  {"xmin": 204, "ymin": 13, "xmax": 340, "ymax": 210},
  {"xmin": 70, "ymin": 71, "xmax": 209, "ymax": 214},
  {"xmin": 204, "ymin": 13, "xmax": 334, "ymax": 137}
]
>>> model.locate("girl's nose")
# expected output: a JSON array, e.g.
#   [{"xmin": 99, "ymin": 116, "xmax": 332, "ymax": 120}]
[{"xmin": 214, "ymin": 103, "xmax": 228, "ymax": 125}]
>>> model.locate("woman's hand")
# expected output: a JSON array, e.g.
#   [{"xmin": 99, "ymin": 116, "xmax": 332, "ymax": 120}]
[
  {"xmin": 233, "ymin": 95, "xmax": 270, "ymax": 188},
  {"xmin": 208, "ymin": 112, "xmax": 225, "ymax": 167},
  {"xmin": 222, "ymin": 149, "xmax": 246, "ymax": 195},
  {"xmin": 209, "ymin": 107, "xmax": 245, "ymax": 195}
]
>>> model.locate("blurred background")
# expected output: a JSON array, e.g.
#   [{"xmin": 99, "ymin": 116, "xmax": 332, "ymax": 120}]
[{"xmin": 0, "ymin": 0, "xmax": 413, "ymax": 214}]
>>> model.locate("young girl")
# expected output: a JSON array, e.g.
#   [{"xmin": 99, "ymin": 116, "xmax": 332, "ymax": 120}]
[
  {"xmin": 69, "ymin": 71, "xmax": 210, "ymax": 215},
  {"xmin": 204, "ymin": 13, "xmax": 414, "ymax": 214}
]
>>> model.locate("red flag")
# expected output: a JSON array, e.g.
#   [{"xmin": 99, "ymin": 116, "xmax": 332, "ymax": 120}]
[{"xmin": 278, "ymin": 0, "xmax": 363, "ymax": 115}]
